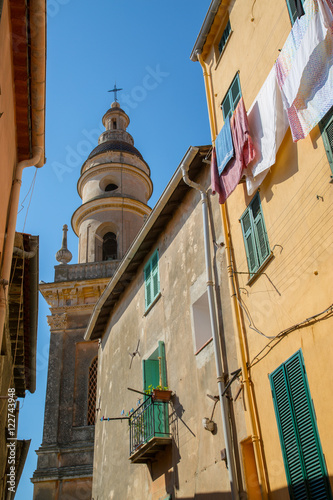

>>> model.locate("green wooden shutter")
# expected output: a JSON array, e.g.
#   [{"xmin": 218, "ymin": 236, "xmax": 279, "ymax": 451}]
[
  {"xmin": 218, "ymin": 20, "xmax": 231, "ymax": 55},
  {"xmin": 144, "ymin": 260, "xmax": 152, "ymax": 309},
  {"xmin": 252, "ymin": 194, "xmax": 270, "ymax": 264},
  {"xmin": 222, "ymin": 93, "xmax": 232, "ymax": 120},
  {"xmin": 151, "ymin": 250, "xmax": 160, "ymax": 300},
  {"xmin": 270, "ymin": 351, "xmax": 331, "ymax": 499},
  {"xmin": 231, "ymin": 74, "xmax": 241, "ymax": 111},
  {"xmin": 286, "ymin": 0, "xmax": 298, "ymax": 24},
  {"xmin": 321, "ymin": 112, "xmax": 333, "ymax": 174},
  {"xmin": 222, "ymin": 74, "xmax": 242, "ymax": 120},
  {"xmin": 143, "ymin": 359, "xmax": 160, "ymax": 392},
  {"xmin": 241, "ymin": 210, "xmax": 259, "ymax": 274},
  {"xmin": 144, "ymin": 250, "xmax": 160, "ymax": 310}
]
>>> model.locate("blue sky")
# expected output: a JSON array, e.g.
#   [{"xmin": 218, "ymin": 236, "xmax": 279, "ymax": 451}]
[{"xmin": 15, "ymin": 0, "xmax": 211, "ymax": 497}]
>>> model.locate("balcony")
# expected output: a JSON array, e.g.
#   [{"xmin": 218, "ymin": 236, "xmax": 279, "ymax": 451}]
[
  {"xmin": 129, "ymin": 397, "xmax": 172, "ymax": 464},
  {"xmin": 54, "ymin": 260, "xmax": 120, "ymax": 282}
]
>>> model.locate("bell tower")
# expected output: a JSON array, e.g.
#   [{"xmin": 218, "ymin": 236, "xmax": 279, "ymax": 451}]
[
  {"xmin": 72, "ymin": 101, "xmax": 152, "ymax": 264},
  {"xmin": 32, "ymin": 100, "xmax": 152, "ymax": 499}
]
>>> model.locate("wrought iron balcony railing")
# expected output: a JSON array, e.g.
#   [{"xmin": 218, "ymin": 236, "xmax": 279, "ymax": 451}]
[{"xmin": 129, "ymin": 397, "xmax": 172, "ymax": 463}]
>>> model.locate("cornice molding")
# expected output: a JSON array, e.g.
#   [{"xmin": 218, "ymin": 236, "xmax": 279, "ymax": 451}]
[
  {"xmin": 77, "ymin": 163, "xmax": 153, "ymax": 199},
  {"xmin": 71, "ymin": 197, "xmax": 151, "ymax": 235}
]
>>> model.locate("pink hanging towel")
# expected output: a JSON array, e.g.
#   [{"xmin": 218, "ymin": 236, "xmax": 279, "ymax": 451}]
[{"xmin": 211, "ymin": 97, "xmax": 256, "ymax": 204}]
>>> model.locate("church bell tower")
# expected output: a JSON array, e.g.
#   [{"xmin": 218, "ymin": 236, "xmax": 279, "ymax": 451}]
[
  {"xmin": 72, "ymin": 100, "xmax": 153, "ymax": 264},
  {"xmin": 32, "ymin": 99, "xmax": 152, "ymax": 499}
]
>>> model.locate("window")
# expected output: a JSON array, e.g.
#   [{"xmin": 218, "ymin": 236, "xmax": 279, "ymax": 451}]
[
  {"xmin": 221, "ymin": 73, "xmax": 242, "ymax": 120},
  {"xmin": 103, "ymin": 232, "xmax": 117, "ymax": 260},
  {"xmin": 218, "ymin": 20, "xmax": 231, "ymax": 56},
  {"xmin": 143, "ymin": 341, "xmax": 167, "ymax": 391},
  {"xmin": 144, "ymin": 249, "xmax": 160, "ymax": 310},
  {"xmin": 240, "ymin": 192, "xmax": 270, "ymax": 275},
  {"xmin": 87, "ymin": 356, "xmax": 98, "ymax": 425},
  {"xmin": 270, "ymin": 351, "xmax": 331, "ymax": 499},
  {"xmin": 105, "ymin": 183, "xmax": 118, "ymax": 192},
  {"xmin": 319, "ymin": 107, "xmax": 333, "ymax": 175},
  {"xmin": 286, "ymin": 0, "xmax": 305, "ymax": 24},
  {"xmin": 192, "ymin": 291, "xmax": 213, "ymax": 353}
]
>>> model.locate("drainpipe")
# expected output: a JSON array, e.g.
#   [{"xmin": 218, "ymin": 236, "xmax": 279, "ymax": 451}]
[
  {"xmin": 196, "ymin": 49, "xmax": 269, "ymax": 499},
  {"xmin": 181, "ymin": 146, "xmax": 239, "ymax": 500},
  {"xmin": 0, "ymin": 147, "xmax": 43, "ymax": 349}
]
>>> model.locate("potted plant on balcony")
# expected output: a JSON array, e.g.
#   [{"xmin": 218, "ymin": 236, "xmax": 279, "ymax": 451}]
[{"xmin": 146, "ymin": 385, "xmax": 173, "ymax": 402}]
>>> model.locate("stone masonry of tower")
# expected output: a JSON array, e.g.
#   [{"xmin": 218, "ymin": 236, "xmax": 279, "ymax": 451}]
[{"xmin": 32, "ymin": 102, "xmax": 153, "ymax": 500}]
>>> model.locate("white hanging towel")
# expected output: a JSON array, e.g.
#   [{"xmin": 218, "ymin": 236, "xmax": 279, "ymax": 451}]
[{"xmin": 245, "ymin": 67, "xmax": 289, "ymax": 196}]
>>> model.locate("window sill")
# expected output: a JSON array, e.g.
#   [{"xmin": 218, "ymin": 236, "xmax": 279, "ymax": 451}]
[
  {"xmin": 144, "ymin": 292, "xmax": 162, "ymax": 316},
  {"xmin": 195, "ymin": 337, "xmax": 213, "ymax": 356},
  {"xmin": 246, "ymin": 252, "xmax": 275, "ymax": 287}
]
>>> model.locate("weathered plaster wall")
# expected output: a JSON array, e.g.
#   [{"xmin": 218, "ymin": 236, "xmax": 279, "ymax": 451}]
[{"xmin": 92, "ymin": 164, "xmax": 247, "ymax": 499}]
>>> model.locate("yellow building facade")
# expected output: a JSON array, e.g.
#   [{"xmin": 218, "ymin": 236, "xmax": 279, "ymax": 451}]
[{"xmin": 192, "ymin": 0, "xmax": 333, "ymax": 498}]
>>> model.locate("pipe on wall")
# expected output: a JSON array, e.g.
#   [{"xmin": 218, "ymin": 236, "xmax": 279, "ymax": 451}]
[
  {"xmin": 181, "ymin": 146, "xmax": 239, "ymax": 500},
  {"xmin": 196, "ymin": 49, "xmax": 270, "ymax": 499}
]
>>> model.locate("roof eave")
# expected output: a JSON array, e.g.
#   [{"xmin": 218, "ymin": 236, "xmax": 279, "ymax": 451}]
[{"xmin": 190, "ymin": 0, "xmax": 223, "ymax": 61}]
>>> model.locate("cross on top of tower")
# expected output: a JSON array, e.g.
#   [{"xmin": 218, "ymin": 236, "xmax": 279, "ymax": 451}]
[{"xmin": 108, "ymin": 83, "xmax": 123, "ymax": 102}]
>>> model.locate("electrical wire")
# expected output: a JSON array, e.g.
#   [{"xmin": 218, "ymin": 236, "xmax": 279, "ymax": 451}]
[
  {"xmin": 228, "ymin": 261, "xmax": 275, "ymax": 339},
  {"xmin": 17, "ymin": 168, "xmax": 37, "ymax": 215},
  {"xmin": 22, "ymin": 168, "xmax": 38, "ymax": 232},
  {"xmin": 249, "ymin": 304, "xmax": 333, "ymax": 367}
]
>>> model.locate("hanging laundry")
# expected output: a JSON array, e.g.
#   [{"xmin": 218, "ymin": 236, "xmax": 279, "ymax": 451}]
[
  {"xmin": 215, "ymin": 116, "xmax": 234, "ymax": 175},
  {"xmin": 275, "ymin": 0, "xmax": 333, "ymax": 141},
  {"xmin": 245, "ymin": 68, "xmax": 289, "ymax": 195},
  {"xmin": 211, "ymin": 98, "xmax": 256, "ymax": 204},
  {"xmin": 296, "ymin": 0, "xmax": 306, "ymax": 18}
]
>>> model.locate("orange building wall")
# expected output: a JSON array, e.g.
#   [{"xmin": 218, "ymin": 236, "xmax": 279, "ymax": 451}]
[{"xmin": 0, "ymin": 0, "xmax": 18, "ymax": 259}]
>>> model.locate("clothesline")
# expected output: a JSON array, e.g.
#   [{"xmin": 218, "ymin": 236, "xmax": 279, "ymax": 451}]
[{"xmin": 212, "ymin": 0, "xmax": 333, "ymax": 202}]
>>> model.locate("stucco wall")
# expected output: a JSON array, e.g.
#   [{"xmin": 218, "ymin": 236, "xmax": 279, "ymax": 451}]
[
  {"xmin": 0, "ymin": 2, "xmax": 22, "ymax": 496},
  {"xmin": 0, "ymin": 0, "xmax": 17, "ymax": 257},
  {"xmin": 203, "ymin": 0, "xmax": 333, "ymax": 496},
  {"xmin": 92, "ymin": 164, "xmax": 247, "ymax": 499}
]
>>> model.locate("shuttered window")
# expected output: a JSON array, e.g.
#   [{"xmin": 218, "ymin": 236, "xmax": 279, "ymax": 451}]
[
  {"xmin": 221, "ymin": 73, "xmax": 242, "ymax": 121},
  {"xmin": 144, "ymin": 249, "xmax": 160, "ymax": 310},
  {"xmin": 240, "ymin": 192, "xmax": 270, "ymax": 275},
  {"xmin": 286, "ymin": 0, "xmax": 305, "ymax": 24},
  {"xmin": 320, "ymin": 107, "xmax": 333, "ymax": 175},
  {"xmin": 218, "ymin": 20, "xmax": 231, "ymax": 56},
  {"xmin": 270, "ymin": 351, "xmax": 331, "ymax": 500}
]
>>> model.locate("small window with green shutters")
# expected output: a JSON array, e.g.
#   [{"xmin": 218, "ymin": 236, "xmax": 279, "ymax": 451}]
[
  {"xmin": 269, "ymin": 350, "xmax": 332, "ymax": 499},
  {"xmin": 240, "ymin": 192, "xmax": 270, "ymax": 276},
  {"xmin": 144, "ymin": 249, "xmax": 160, "ymax": 310},
  {"xmin": 320, "ymin": 107, "xmax": 333, "ymax": 176},
  {"xmin": 221, "ymin": 73, "xmax": 242, "ymax": 121},
  {"xmin": 218, "ymin": 20, "xmax": 231, "ymax": 56}
]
